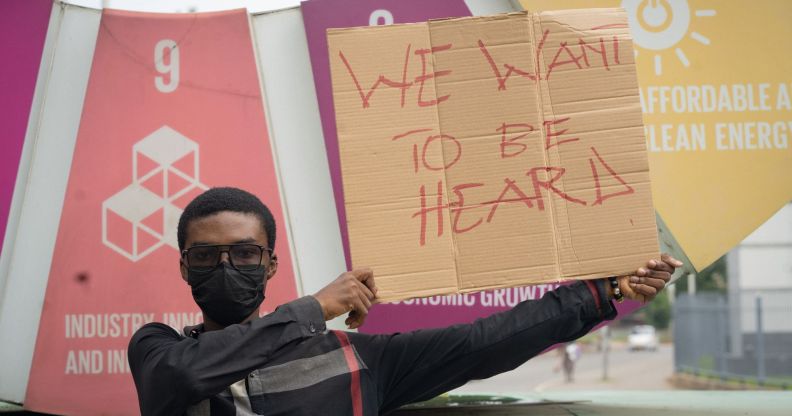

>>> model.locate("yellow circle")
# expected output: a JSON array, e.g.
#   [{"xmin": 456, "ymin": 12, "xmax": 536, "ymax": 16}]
[{"xmin": 637, "ymin": 0, "xmax": 674, "ymax": 33}]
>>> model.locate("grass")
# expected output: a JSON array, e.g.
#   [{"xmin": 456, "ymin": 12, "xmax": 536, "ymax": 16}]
[
  {"xmin": 400, "ymin": 394, "xmax": 522, "ymax": 408},
  {"xmin": 678, "ymin": 368, "xmax": 792, "ymax": 390}
]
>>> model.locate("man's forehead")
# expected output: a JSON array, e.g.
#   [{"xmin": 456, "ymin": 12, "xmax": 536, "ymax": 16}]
[{"xmin": 185, "ymin": 211, "xmax": 267, "ymax": 245}]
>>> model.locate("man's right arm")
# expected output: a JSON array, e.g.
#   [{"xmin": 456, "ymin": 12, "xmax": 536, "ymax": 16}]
[
  {"xmin": 357, "ymin": 280, "xmax": 615, "ymax": 413},
  {"xmin": 127, "ymin": 296, "xmax": 325, "ymax": 415}
]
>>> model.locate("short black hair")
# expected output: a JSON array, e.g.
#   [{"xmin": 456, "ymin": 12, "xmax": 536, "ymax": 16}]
[{"xmin": 177, "ymin": 187, "xmax": 276, "ymax": 251}]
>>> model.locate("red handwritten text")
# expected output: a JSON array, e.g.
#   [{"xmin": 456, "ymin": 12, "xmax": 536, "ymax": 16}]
[
  {"xmin": 411, "ymin": 147, "xmax": 630, "ymax": 246},
  {"xmin": 339, "ymin": 43, "xmax": 452, "ymax": 109}
]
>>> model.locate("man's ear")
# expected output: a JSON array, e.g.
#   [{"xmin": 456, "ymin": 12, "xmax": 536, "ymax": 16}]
[
  {"xmin": 266, "ymin": 254, "xmax": 278, "ymax": 280},
  {"xmin": 180, "ymin": 257, "xmax": 188, "ymax": 283}
]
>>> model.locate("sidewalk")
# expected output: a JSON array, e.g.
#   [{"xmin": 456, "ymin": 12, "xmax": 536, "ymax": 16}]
[
  {"xmin": 454, "ymin": 343, "xmax": 675, "ymax": 395},
  {"xmin": 535, "ymin": 344, "xmax": 675, "ymax": 391}
]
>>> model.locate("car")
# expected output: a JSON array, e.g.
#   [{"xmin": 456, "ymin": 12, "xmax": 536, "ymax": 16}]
[{"xmin": 628, "ymin": 325, "xmax": 659, "ymax": 351}]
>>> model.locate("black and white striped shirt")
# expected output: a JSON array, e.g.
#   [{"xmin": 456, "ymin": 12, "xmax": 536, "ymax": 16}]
[{"xmin": 129, "ymin": 281, "xmax": 614, "ymax": 415}]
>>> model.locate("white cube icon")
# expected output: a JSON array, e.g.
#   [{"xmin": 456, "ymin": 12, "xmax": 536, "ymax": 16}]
[
  {"xmin": 102, "ymin": 184, "xmax": 166, "ymax": 261},
  {"xmin": 133, "ymin": 125, "xmax": 200, "ymax": 202},
  {"xmin": 102, "ymin": 125, "xmax": 208, "ymax": 262}
]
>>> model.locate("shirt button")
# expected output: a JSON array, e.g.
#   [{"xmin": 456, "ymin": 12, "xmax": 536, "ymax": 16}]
[{"xmin": 309, "ymin": 322, "xmax": 316, "ymax": 333}]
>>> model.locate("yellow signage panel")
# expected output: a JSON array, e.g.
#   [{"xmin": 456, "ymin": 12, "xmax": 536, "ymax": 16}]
[{"xmin": 522, "ymin": 0, "xmax": 792, "ymax": 270}]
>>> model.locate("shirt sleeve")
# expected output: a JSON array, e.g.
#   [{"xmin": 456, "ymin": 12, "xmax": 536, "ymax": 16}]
[
  {"xmin": 128, "ymin": 296, "xmax": 326, "ymax": 416},
  {"xmin": 350, "ymin": 280, "xmax": 616, "ymax": 414}
]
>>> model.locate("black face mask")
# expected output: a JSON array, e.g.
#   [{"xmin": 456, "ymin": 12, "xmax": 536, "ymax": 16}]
[{"xmin": 188, "ymin": 263, "xmax": 267, "ymax": 327}]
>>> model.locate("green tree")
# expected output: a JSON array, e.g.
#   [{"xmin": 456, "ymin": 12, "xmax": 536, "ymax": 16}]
[
  {"xmin": 675, "ymin": 254, "xmax": 728, "ymax": 294},
  {"xmin": 644, "ymin": 290, "xmax": 671, "ymax": 329}
]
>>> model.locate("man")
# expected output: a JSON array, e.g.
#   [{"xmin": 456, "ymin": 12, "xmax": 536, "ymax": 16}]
[{"xmin": 129, "ymin": 187, "xmax": 681, "ymax": 416}]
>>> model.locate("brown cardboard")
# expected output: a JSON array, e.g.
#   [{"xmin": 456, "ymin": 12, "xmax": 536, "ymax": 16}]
[{"xmin": 327, "ymin": 9, "xmax": 659, "ymax": 302}]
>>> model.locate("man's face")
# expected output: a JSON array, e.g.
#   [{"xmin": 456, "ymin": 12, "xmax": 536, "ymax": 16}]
[{"xmin": 179, "ymin": 211, "xmax": 277, "ymax": 282}]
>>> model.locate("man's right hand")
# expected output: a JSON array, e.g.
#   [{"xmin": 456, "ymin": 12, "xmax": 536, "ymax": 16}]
[{"xmin": 312, "ymin": 268, "xmax": 377, "ymax": 329}]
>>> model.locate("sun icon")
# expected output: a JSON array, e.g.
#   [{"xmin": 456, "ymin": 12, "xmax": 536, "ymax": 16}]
[{"xmin": 622, "ymin": 0, "xmax": 716, "ymax": 75}]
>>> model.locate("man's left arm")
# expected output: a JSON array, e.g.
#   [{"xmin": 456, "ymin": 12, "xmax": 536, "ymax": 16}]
[{"xmin": 354, "ymin": 254, "xmax": 680, "ymax": 414}]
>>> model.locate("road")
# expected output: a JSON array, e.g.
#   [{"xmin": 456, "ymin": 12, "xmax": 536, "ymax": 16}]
[{"xmin": 452, "ymin": 343, "xmax": 675, "ymax": 394}]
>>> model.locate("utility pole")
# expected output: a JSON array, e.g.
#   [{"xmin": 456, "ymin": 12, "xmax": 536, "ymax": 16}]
[
  {"xmin": 687, "ymin": 272, "xmax": 696, "ymax": 295},
  {"xmin": 601, "ymin": 326, "xmax": 611, "ymax": 381},
  {"xmin": 756, "ymin": 296, "xmax": 766, "ymax": 384}
]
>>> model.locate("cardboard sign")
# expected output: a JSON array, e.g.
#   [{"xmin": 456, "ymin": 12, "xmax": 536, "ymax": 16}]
[{"xmin": 329, "ymin": 10, "xmax": 659, "ymax": 301}]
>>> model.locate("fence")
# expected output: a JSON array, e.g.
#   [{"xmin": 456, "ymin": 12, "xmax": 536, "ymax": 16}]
[{"xmin": 673, "ymin": 291, "xmax": 792, "ymax": 385}]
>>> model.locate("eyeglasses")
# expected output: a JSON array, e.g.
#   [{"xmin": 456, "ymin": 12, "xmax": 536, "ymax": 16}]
[{"xmin": 182, "ymin": 244, "xmax": 272, "ymax": 272}]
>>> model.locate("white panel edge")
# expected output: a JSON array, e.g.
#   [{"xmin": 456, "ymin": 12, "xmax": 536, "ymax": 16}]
[
  {"xmin": 464, "ymin": 0, "xmax": 522, "ymax": 14},
  {"xmin": 251, "ymin": 10, "xmax": 347, "ymax": 302}
]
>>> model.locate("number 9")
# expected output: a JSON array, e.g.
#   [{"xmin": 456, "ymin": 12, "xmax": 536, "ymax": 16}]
[{"xmin": 154, "ymin": 39, "xmax": 179, "ymax": 93}]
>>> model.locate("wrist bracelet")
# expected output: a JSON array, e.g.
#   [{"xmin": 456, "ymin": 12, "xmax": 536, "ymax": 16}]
[{"xmin": 608, "ymin": 276, "xmax": 624, "ymax": 303}]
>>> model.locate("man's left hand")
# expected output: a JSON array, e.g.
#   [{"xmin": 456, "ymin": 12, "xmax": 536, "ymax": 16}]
[{"xmin": 618, "ymin": 253, "xmax": 683, "ymax": 303}]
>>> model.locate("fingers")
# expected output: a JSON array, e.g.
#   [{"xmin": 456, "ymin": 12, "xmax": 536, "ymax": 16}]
[
  {"xmin": 661, "ymin": 253, "xmax": 683, "ymax": 268},
  {"xmin": 629, "ymin": 269, "xmax": 666, "ymax": 300},
  {"xmin": 312, "ymin": 268, "xmax": 377, "ymax": 324},
  {"xmin": 345, "ymin": 269, "xmax": 376, "ymax": 329},
  {"xmin": 345, "ymin": 313, "xmax": 358, "ymax": 328},
  {"xmin": 351, "ymin": 268, "xmax": 373, "ymax": 282},
  {"xmin": 352, "ymin": 268, "xmax": 378, "ymax": 298},
  {"xmin": 342, "ymin": 270, "xmax": 375, "ymax": 303},
  {"xmin": 354, "ymin": 278, "xmax": 375, "ymax": 302},
  {"xmin": 345, "ymin": 294, "xmax": 369, "ymax": 329},
  {"xmin": 629, "ymin": 283, "xmax": 657, "ymax": 298},
  {"xmin": 636, "ymin": 267, "xmax": 671, "ymax": 283},
  {"xmin": 646, "ymin": 259, "xmax": 673, "ymax": 273},
  {"xmin": 647, "ymin": 253, "xmax": 682, "ymax": 274},
  {"xmin": 345, "ymin": 277, "xmax": 371, "ymax": 304},
  {"xmin": 364, "ymin": 275, "xmax": 378, "ymax": 298},
  {"xmin": 357, "ymin": 285, "xmax": 373, "ymax": 309},
  {"xmin": 344, "ymin": 295, "xmax": 365, "ymax": 324},
  {"xmin": 630, "ymin": 275, "xmax": 665, "ymax": 290}
]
